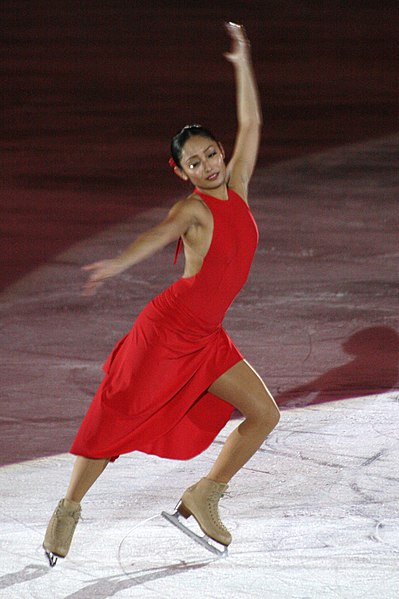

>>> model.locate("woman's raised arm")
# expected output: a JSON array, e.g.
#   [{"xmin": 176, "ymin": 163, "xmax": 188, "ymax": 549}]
[{"xmin": 224, "ymin": 22, "xmax": 262, "ymax": 200}]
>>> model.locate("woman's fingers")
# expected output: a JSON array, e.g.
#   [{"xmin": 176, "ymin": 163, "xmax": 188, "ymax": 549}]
[
  {"xmin": 225, "ymin": 21, "xmax": 242, "ymax": 32},
  {"xmin": 224, "ymin": 22, "xmax": 250, "ymax": 62},
  {"xmin": 225, "ymin": 21, "xmax": 247, "ymax": 42},
  {"xmin": 81, "ymin": 279, "xmax": 104, "ymax": 297},
  {"xmin": 82, "ymin": 269, "xmax": 108, "ymax": 294},
  {"xmin": 81, "ymin": 261, "xmax": 106, "ymax": 272},
  {"xmin": 80, "ymin": 259, "xmax": 123, "ymax": 296}
]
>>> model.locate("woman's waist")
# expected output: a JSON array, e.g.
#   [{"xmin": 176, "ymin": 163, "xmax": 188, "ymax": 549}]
[
  {"xmin": 172, "ymin": 271, "xmax": 249, "ymax": 315},
  {"xmin": 149, "ymin": 281, "xmax": 224, "ymax": 333}
]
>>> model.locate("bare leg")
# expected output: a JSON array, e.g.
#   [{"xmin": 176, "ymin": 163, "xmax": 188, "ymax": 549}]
[
  {"xmin": 207, "ymin": 360, "xmax": 280, "ymax": 484},
  {"xmin": 65, "ymin": 456, "xmax": 110, "ymax": 503},
  {"xmin": 173, "ymin": 361, "xmax": 279, "ymax": 546}
]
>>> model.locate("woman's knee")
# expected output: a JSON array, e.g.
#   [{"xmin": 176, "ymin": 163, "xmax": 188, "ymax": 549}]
[
  {"xmin": 246, "ymin": 393, "xmax": 280, "ymax": 431},
  {"xmin": 261, "ymin": 403, "xmax": 280, "ymax": 431}
]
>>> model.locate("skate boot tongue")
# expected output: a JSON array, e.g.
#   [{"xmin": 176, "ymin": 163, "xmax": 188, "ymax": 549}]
[
  {"xmin": 205, "ymin": 478, "xmax": 228, "ymax": 495},
  {"xmin": 63, "ymin": 498, "xmax": 80, "ymax": 511}
]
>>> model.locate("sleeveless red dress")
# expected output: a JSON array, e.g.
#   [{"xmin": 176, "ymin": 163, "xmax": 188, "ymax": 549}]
[{"xmin": 70, "ymin": 187, "xmax": 258, "ymax": 460}]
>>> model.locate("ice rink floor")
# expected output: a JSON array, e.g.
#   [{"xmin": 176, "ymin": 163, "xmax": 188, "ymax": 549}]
[{"xmin": 1, "ymin": 391, "xmax": 399, "ymax": 599}]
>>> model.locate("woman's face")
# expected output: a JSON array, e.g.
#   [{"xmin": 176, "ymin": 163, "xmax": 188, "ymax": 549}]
[{"xmin": 178, "ymin": 136, "xmax": 226, "ymax": 190}]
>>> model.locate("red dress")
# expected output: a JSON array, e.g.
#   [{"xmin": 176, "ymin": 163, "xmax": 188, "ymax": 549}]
[{"xmin": 70, "ymin": 187, "xmax": 259, "ymax": 460}]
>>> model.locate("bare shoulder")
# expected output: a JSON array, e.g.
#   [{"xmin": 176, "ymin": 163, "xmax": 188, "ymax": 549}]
[
  {"xmin": 169, "ymin": 192, "xmax": 211, "ymax": 222},
  {"xmin": 186, "ymin": 191, "xmax": 210, "ymax": 210}
]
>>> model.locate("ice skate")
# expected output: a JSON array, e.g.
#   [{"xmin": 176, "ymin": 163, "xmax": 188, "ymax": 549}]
[
  {"xmin": 162, "ymin": 478, "xmax": 231, "ymax": 557},
  {"xmin": 43, "ymin": 498, "xmax": 81, "ymax": 567}
]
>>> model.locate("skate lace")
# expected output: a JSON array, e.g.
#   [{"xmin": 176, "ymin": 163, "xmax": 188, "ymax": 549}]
[{"xmin": 208, "ymin": 489, "xmax": 229, "ymax": 533}]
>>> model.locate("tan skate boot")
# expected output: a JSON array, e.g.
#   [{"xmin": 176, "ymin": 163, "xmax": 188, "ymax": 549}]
[
  {"xmin": 177, "ymin": 478, "xmax": 232, "ymax": 546},
  {"xmin": 43, "ymin": 498, "xmax": 81, "ymax": 566}
]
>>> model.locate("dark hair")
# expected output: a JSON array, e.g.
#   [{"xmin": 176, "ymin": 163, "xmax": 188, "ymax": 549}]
[{"xmin": 170, "ymin": 124, "xmax": 217, "ymax": 168}]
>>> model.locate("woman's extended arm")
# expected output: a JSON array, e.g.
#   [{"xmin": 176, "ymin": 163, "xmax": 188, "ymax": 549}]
[
  {"xmin": 81, "ymin": 200, "xmax": 197, "ymax": 296},
  {"xmin": 225, "ymin": 22, "xmax": 262, "ymax": 200}
]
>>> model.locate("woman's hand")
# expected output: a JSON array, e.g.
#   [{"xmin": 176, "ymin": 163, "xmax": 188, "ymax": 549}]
[
  {"xmin": 224, "ymin": 22, "xmax": 251, "ymax": 64},
  {"xmin": 81, "ymin": 259, "xmax": 125, "ymax": 296}
]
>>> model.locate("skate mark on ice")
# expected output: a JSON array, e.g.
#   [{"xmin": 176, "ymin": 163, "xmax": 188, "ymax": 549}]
[
  {"xmin": 117, "ymin": 513, "xmax": 212, "ymax": 577},
  {"xmin": 361, "ymin": 449, "xmax": 385, "ymax": 467},
  {"xmin": 349, "ymin": 482, "xmax": 380, "ymax": 504},
  {"xmin": 372, "ymin": 520, "xmax": 399, "ymax": 549},
  {"xmin": 116, "ymin": 514, "xmax": 159, "ymax": 574}
]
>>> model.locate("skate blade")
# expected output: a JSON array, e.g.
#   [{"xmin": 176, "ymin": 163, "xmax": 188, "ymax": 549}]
[
  {"xmin": 44, "ymin": 549, "xmax": 59, "ymax": 567},
  {"xmin": 161, "ymin": 511, "xmax": 228, "ymax": 557}
]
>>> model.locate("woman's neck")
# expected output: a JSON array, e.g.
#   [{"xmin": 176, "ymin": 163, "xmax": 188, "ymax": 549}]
[{"xmin": 195, "ymin": 183, "xmax": 228, "ymax": 200}]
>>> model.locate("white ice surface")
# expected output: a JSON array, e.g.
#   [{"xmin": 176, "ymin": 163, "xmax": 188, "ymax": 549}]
[{"xmin": 1, "ymin": 392, "xmax": 399, "ymax": 599}]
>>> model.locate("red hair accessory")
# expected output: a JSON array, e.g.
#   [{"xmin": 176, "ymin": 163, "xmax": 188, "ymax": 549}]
[{"xmin": 168, "ymin": 157, "xmax": 177, "ymax": 169}]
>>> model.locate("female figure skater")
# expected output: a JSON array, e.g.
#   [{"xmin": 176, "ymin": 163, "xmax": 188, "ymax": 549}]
[{"xmin": 43, "ymin": 22, "xmax": 280, "ymax": 565}]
